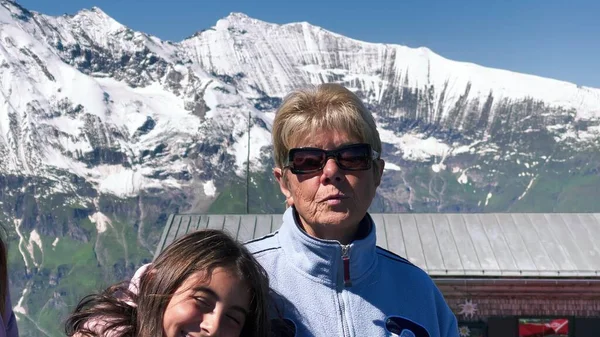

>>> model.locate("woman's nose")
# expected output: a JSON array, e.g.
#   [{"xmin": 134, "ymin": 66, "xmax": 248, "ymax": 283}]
[{"xmin": 321, "ymin": 158, "xmax": 344, "ymax": 182}]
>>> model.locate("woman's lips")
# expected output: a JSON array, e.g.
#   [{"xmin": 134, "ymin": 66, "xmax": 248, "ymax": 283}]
[{"xmin": 323, "ymin": 194, "xmax": 348, "ymax": 205}]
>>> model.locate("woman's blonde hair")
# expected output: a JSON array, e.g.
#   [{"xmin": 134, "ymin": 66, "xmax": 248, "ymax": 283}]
[{"xmin": 272, "ymin": 83, "xmax": 381, "ymax": 169}]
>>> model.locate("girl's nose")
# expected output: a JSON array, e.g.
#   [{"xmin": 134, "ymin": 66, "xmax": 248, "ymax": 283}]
[{"xmin": 199, "ymin": 312, "xmax": 222, "ymax": 336}]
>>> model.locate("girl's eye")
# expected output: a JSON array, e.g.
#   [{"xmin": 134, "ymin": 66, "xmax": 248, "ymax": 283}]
[
  {"xmin": 193, "ymin": 297, "xmax": 212, "ymax": 309},
  {"xmin": 226, "ymin": 314, "xmax": 243, "ymax": 326}
]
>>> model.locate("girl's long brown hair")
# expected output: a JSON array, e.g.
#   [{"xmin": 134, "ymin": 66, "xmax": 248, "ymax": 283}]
[{"xmin": 65, "ymin": 229, "xmax": 271, "ymax": 337}]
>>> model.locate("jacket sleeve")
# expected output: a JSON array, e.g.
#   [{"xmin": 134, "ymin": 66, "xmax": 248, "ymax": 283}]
[
  {"xmin": 5, "ymin": 294, "xmax": 19, "ymax": 337},
  {"xmin": 443, "ymin": 313, "xmax": 459, "ymax": 337},
  {"xmin": 434, "ymin": 287, "xmax": 458, "ymax": 337}
]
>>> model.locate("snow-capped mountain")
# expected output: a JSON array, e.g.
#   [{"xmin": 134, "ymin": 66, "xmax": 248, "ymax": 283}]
[
  {"xmin": 1, "ymin": 1, "xmax": 600, "ymax": 336},
  {"xmin": 2, "ymin": 3, "xmax": 599, "ymax": 188},
  {"xmin": 2, "ymin": 2, "xmax": 600, "ymax": 192},
  {"xmin": 185, "ymin": 12, "xmax": 600, "ymax": 117},
  {"xmin": 0, "ymin": 3, "xmax": 275, "ymax": 197}
]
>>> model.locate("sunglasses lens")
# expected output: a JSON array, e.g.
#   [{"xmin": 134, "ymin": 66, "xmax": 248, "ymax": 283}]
[
  {"xmin": 337, "ymin": 145, "xmax": 371, "ymax": 170},
  {"xmin": 291, "ymin": 150, "xmax": 326, "ymax": 172},
  {"xmin": 288, "ymin": 144, "xmax": 374, "ymax": 173}
]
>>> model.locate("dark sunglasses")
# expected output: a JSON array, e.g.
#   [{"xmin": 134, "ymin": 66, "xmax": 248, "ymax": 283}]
[{"xmin": 284, "ymin": 143, "xmax": 380, "ymax": 174}]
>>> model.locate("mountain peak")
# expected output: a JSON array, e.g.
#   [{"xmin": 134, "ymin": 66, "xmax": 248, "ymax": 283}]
[
  {"xmin": 70, "ymin": 6, "xmax": 125, "ymax": 34},
  {"xmin": 90, "ymin": 6, "xmax": 106, "ymax": 14},
  {"xmin": 75, "ymin": 6, "xmax": 111, "ymax": 19},
  {"xmin": 226, "ymin": 12, "xmax": 250, "ymax": 20},
  {"xmin": 215, "ymin": 12, "xmax": 269, "ymax": 31}
]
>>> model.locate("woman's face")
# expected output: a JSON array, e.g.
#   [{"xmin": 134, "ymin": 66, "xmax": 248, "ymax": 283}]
[
  {"xmin": 275, "ymin": 129, "xmax": 384, "ymax": 243},
  {"xmin": 162, "ymin": 267, "xmax": 250, "ymax": 337}
]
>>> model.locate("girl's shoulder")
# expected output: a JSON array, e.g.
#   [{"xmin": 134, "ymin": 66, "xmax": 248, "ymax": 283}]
[{"xmin": 128, "ymin": 263, "xmax": 151, "ymax": 293}]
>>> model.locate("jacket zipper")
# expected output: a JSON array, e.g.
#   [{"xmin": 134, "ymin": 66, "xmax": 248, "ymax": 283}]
[
  {"xmin": 342, "ymin": 244, "xmax": 352, "ymax": 287},
  {"xmin": 339, "ymin": 244, "xmax": 352, "ymax": 337}
]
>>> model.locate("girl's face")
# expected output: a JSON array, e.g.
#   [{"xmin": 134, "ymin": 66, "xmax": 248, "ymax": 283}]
[{"xmin": 162, "ymin": 267, "xmax": 251, "ymax": 337}]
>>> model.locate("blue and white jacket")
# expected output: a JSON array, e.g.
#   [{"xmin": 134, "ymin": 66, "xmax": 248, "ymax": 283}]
[{"xmin": 245, "ymin": 207, "xmax": 458, "ymax": 337}]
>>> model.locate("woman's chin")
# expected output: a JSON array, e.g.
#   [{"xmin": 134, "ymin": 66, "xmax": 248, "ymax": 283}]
[{"xmin": 315, "ymin": 212, "xmax": 359, "ymax": 228}]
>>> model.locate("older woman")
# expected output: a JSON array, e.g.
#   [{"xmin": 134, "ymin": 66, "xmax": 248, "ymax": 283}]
[{"xmin": 246, "ymin": 83, "xmax": 458, "ymax": 337}]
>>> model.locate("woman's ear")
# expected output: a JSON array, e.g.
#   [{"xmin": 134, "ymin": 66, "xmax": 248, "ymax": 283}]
[
  {"xmin": 374, "ymin": 159, "xmax": 385, "ymax": 187},
  {"xmin": 274, "ymin": 168, "xmax": 294, "ymax": 206}
]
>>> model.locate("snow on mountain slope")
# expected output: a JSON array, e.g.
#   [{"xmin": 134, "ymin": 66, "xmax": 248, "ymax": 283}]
[
  {"xmin": 0, "ymin": 2, "xmax": 273, "ymax": 199},
  {"xmin": 1, "ymin": 1, "xmax": 599, "ymax": 195},
  {"xmin": 183, "ymin": 13, "xmax": 600, "ymax": 120}
]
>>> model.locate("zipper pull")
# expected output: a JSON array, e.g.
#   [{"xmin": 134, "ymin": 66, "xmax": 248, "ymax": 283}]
[{"xmin": 342, "ymin": 245, "xmax": 352, "ymax": 287}]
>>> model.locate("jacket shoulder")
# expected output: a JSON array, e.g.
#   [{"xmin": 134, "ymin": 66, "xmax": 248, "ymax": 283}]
[
  {"xmin": 376, "ymin": 246, "xmax": 429, "ymax": 275},
  {"xmin": 244, "ymin": 231, "xmax": 281, "ymax": 255}
]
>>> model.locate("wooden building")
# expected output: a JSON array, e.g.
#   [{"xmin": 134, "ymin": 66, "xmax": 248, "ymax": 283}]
[{"xmin": 156, "ymin": 213, "xmax": 600, "ymax": 337}]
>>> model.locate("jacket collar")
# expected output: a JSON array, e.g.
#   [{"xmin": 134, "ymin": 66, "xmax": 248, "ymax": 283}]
[{"xmin": 277, "ymin": 207, "xmax": 378, "ymax": 287}]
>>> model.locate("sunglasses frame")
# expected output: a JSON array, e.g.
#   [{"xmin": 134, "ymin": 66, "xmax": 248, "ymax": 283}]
[{"xmin": 284, "ymin": 143, "xmax": 380, "ymax": 174}]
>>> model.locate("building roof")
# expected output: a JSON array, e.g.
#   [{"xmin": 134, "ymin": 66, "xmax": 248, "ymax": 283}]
[{"xmin": 155, "ymin": 213, "xmax": 600, "ymax": 278}]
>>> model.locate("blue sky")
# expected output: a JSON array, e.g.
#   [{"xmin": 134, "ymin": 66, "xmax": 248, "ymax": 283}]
[{"xmin": 18, "ymin": 0, "xmax": 600, "ymax": 88}]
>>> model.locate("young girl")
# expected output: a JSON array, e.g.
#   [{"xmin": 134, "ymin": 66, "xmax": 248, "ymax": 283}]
[
  {"xmin": 1, "ymin": 226, "xmax": 19, "ymax": 337},
  {"xmin": 65, "ymin": 229, "xmax": 270, "ymax": 337}
]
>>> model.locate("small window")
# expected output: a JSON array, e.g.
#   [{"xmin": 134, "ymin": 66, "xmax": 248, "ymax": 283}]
[{"xmin": 518, "ymin": 318, "xmax": 569, "ymax": 337}]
